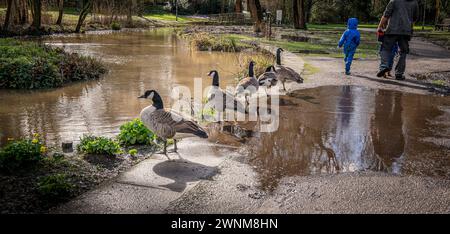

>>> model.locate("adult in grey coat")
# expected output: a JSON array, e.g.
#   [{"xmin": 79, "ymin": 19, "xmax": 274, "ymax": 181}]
[{"xmin": 377, "ymin": 0, "xmax": 419, "ymax": 80}]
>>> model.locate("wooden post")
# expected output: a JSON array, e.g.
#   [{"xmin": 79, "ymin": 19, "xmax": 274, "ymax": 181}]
[{"xmin": 62, "ymin": 141, "xmax": 74, "ymax": 153}]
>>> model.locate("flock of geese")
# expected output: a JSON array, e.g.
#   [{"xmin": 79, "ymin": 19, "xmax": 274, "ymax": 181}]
[{"xmin": 139, "ymin": 48, "xmax": 303, "ymax": 157}]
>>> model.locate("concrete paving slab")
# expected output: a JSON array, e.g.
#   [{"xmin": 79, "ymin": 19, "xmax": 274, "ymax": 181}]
[{"xmin": 52, "ymin": 138, "xmax": 229, "ymax": 214}]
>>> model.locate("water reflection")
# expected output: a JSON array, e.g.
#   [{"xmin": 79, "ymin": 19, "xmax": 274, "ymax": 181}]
[
  {"xmin": 248, "ymin": 86, "xmax": 450, "ymax": 191},
  {"xmin": 370, "ymin": 90, "xmax": 405, "ymax": 172},
  {"xmin": 0, "ymin": 29, "xmax": 240, "ymax": 146}
]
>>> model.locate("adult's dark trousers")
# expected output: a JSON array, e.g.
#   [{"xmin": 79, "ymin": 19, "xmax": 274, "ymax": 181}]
[{"xmin": 380, "ymin": 34, "xmax": 410, "ymax": 76}]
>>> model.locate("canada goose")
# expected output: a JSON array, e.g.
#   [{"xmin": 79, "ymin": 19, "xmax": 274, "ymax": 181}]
[
  {"xmin": 235, "ymin": 61, "xmax": 259, "ymax": 103},
  {"xmin": 139, "ymin": 90, "xmax": 208, "ymax": 157},
  {"xmin": 275, "ymin": 48, "xmax": 304, "ymax": 91},
  {"xmin": 206, "ymin": 70, "xmax": 246, "ymax": 114},
  {"xmin": 258, "ymin": 66, "xmax": 278, "ymax": 90}
]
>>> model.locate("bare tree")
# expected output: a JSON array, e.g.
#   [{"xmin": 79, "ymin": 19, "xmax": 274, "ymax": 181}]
[
  {"xmin": 248, "ymin": 0, "xmax": 264, "ymax": 33},
  {"xmin": 75, "ymin": 0, "xmax": 93, "ymax": 33},
  {"xmin": 56, "ymin": 0, "xmax": 64, "ymax": 25},
  {"xmin": 127, "ymin": 0, "xmax": 134, "ymax": 25},
  {"xmin": 435, "ymin": 0, "xmax": 441, "ymax": 24},
  {"xmin": 293, "ymin": 0, "xmax": 307, "ymax": 29},
  {"xmin": 31, "ymin": 0, "xmax": 42, "ymax": 29},
  {"xmin": 235, "ymin": 0, "xmax": 243, "ymax": 13},
  {"xmin": 3, "ymin": 0, "xmax": 14, "ymax": 31}
]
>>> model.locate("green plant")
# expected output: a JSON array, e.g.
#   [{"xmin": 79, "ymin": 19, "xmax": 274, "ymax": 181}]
[
  {"xmin": 432, "ymin": 80, "xmax": 447, "ymax": 87},
  {"xmin": 117, "ymin": 119, "xmax": 156, "ymax": 146},
  {"xmin": 37, "ymin": 174, "xmax": 74, "ymax": 200},
  {"xmin": 111, "ymin": 22, "xmax": 121, "ymax": 30},
  {"xmin": 128, "ymin": 149, "xmax": 138, "ymax": 156},
  {"xmin": 0, "ymin": 135, "xmax": 45, "ymax": 172},
  {"xmin": 77, "ymin": 135, "xmax": 122, "ymax": 156},
  {"xmin": 0, "ymin": 38, "xmax": 107, "ymax": 90},
  {"xmin": 52, "ymin": 152, "xmax": 65, "ymax": 161}
]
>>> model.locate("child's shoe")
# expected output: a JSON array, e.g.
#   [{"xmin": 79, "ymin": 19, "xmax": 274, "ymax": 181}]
[{"xmin": 345, "ymin": 71, "xmax": 351, "ymax": 75}]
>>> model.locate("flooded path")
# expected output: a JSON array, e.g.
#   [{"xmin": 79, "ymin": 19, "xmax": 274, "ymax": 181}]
[
  {"xmin": 0, "ymin": 29, "xmax": 449, "ymax": 195},
  {"xmin": 0, "ymin": 29, "xmax": 240, "ymax": 146},
  {"xmin": 242, "ymin": 86, "xmax": 450, "ymax": 190}
]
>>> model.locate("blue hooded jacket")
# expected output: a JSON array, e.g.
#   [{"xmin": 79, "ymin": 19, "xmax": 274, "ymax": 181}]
[{"xmin": 338, "ymin": 18, "xmax": 361, "ymax": 50}]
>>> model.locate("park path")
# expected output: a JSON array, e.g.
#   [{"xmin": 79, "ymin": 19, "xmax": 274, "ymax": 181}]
[{"xmin": 52, "ymin": 138, "xmax": 239, "ymax": 214}]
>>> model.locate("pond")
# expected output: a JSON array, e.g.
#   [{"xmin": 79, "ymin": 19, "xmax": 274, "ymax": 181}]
[{"xmin": 0, "ymin": 29, "xmax": 241, "ymax": 146}]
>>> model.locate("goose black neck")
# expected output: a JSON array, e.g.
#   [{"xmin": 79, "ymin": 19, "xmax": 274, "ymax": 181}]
[
  {"xmin": 249, "ymin": 63, "xmax": 255, "ymax": 77},
  {"xmin": 152, "ymin": 93, "xmax": 164, "ymax": 110},
  {"xmin": 276, "ymin": 51, "xmax": 282, "ymax": 66},
  {"xmin": 212, "ymin": 73, "xmax": 220, "ymax": 87}
]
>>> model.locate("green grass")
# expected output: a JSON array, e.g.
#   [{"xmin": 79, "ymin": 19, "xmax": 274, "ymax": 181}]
[
  {"xmin": 222, "ymin": 29, "xmax": 379, "ymax": 59},
  {"xmin": 46, "ymin": 10, "xmax": 81, "ymax": 24},
  {"xmin": 303, "ymin": 63, "xmax": 320, "ymax": 76},
  {"xmin": 144, "ymin": 13, "xmax": 197, "ymax": 23}
]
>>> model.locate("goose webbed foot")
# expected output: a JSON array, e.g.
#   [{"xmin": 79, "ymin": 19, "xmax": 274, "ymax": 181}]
[{"xmin": 159, "ymin": 140, "xmax": 174, "ymax": 161}]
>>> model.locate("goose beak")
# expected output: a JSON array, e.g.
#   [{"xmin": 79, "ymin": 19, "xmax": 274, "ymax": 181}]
[{"xmin": 138, "ymin": 95, "xmax": 145, "ymax": 99}]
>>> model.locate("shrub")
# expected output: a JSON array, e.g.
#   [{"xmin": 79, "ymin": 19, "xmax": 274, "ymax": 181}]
[
  {"xmin": 77, "ymin": 135, "xmax": 122, "ymax": 156},
  {"xmin": 0, "ymin": 38, "xmax": 107, "ymax": 89},
  {"xmin": 111, "ymin": 22, "xmax": 122, "ymax": 31},
  {"xmin": 0, "ymin": 135, "xmax": 46, "ymax": 172},
  {"xmin": 117, "ymin": 119, "xmax": 156, "ymax": 146},
  {"xmin": 37, "ymin": 174, "xmax": 74, "ymax": 200}
]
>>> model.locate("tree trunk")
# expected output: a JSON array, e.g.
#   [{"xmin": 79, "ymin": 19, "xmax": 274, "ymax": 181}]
[
  {"xmin": 293, "ymin": 0, "xmax": 307, "ymax": 29},
  {"xmin": 56, "ymin": 0, "xmax": 64, "ymax": 25},
  {"xmin": 127, "ymin": 0, "xmax": 133, "ymax": 25},
  {"xmin": 3, "ymin": 0, "xmax": 13, "ymax": 31},
  {"xmin": 235, "ymin": 0, "xmax": 242, "ymax": 13},
  {"xmin": 31, "ymin": 0, "xmax": 41, "ymax": 29},
  {"xmin": 137, "ymin": 0, "xmax": 143, "ymax": 17},
  {"xmin": 221, "ymin": 0, "xmax": 226, "ymax": 13},
  {"xmin": 248, "ymin": 0, "xmax": 264, "ymax": 33},
  {"xmin": 435, "ymin": 0, "xmax": 441, "ymax": 25},
  {"xmin": 75, "ymin": 0, "xmax": 92, "ymax": 33},
  {"xmin": 18, "ymin": 0, "xmax": 29, "ymax": 25}
]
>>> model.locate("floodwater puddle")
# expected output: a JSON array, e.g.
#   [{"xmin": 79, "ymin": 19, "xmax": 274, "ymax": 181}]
[{"xmin": 240, "ymin": 86, "xmax": 450, "ymax": 191}]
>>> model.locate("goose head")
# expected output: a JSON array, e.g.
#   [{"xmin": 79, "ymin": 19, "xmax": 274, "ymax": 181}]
[
  {"xmin": 138, "ymin": 90, "xmax": 164, "ymax": 109},
  {"xmin": 207, "ymin": 70, "xmax": 220, "ymax": 87},
  {"xmin": 276, "ymin": 48, "xmax": 284, "ymax": 66},
  {"xmin": 265, "ymin": 65, "xmax": 276, "ymax": 73}
]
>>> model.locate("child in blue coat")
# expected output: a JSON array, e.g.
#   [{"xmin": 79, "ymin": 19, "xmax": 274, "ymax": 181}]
[{"xmin": 338, "ymin": 18, "xmax": 361, "ymax": 75}]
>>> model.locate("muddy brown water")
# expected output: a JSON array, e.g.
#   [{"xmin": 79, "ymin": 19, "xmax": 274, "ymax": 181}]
[
  {"xmin": 0, "ymin": 29, "xmax": 241, "ymax": 146},
  {"xmin": 240, "ymin": 86, "xmax": 450, "ymax": 191}
]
